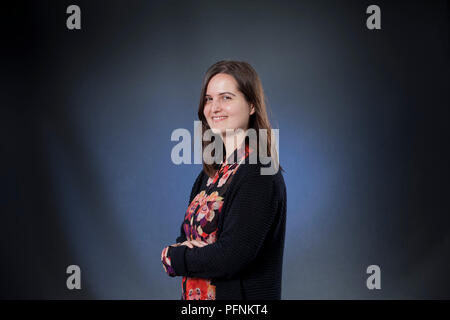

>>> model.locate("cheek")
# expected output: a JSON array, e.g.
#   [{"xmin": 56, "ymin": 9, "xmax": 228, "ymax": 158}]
[
  {"xmin": 203, "ymin": 105, "xmax": 210, "ymax": 117},
  {"xmin": 226, "ymin": 104, "xmax": 248, "ymax": 123},
  {"xmin": 223, "ymin": 104, "xmax": 240, "ymax": 119}
]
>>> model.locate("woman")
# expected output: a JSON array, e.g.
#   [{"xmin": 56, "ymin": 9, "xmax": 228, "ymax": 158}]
[{"xmin": 161, "ymin": 60, "xmax": 287, "ymax": 300}]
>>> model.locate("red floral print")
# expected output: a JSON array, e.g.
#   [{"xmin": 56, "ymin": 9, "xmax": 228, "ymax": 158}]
[{"xmin": 161, "ymin": 140, "xmax": 254, "ymax": 300}]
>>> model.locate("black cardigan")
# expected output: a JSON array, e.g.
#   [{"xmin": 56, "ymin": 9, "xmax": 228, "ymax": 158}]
[{"xmin": 169, "ymin": 160, "xmax": 287, "ymax": 300}]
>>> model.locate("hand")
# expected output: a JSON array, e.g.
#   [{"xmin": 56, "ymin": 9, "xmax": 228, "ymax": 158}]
[{"xmin": 170, "ymin": 240, "xmax": 209, "ymax": 249}]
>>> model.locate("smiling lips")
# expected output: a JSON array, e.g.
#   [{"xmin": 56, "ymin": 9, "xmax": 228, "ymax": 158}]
[{"xmin": 212, "ymin": 116, "xmax": 228, "ymax": 123}]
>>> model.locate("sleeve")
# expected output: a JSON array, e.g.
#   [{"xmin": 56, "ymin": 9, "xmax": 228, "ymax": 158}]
[
  {"xmin": 161, "ymin": 245, "xmax": 176, "ymax": 277},
  {"xmin": 168, "ymin": 170, "xmax": 281, "ymax": 280},
  {"xmin": 175, "ymin": 170, "xmax": 204, "ymax": 244}
]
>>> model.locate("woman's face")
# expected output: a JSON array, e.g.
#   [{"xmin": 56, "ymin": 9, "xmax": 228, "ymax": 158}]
[{"xmin": 203, "ymin": 73, "xmax": 255, "ymax": 136}]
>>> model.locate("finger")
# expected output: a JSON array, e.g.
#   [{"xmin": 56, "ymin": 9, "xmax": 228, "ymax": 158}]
[
  {"xmin": 180, "ymin": 241, "xmax": 193, "ymax": 248},
  {"xmin": 186, "ymin": 241, "xmax": 194, "ymax": 249},
  {"xmin": 191, "ymin": 240, "xmax": 204, "ymax": 247},
  {"xmin": 191, "ymin": 240, "xmax": 207, "ymax": 247}
]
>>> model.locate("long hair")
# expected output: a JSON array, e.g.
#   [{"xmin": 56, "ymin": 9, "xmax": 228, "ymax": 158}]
[{"xmin": 197, "ymin": 60, "xmax": 281, "ymax": 177}]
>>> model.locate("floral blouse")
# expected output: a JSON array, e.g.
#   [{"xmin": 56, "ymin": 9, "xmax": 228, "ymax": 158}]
[{"xmin": 161, "ymin": 141, "xmax": 253, "ymax": 300}]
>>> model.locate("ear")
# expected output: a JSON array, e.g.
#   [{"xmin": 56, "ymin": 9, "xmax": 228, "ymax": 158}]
[{"xmin": 249, "ymin": 104, "xmax": 255, "ymax": 115}]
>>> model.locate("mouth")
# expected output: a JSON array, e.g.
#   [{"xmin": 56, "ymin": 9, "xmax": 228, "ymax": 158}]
[{"xmin": 212, "ymin": 116, "xmax": 228, "ymax": 123}]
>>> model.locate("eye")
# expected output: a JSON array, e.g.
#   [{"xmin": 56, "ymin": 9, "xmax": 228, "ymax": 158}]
[
  {"xmin": 222, "ymin": 95, "xmax": 231, "ymax": 100},
  {"xmin": 204, "ymin": 96, "xmax": 212, "ymax": 103}
]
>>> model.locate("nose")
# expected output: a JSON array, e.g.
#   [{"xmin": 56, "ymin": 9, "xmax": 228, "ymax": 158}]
[{"xmin": 211, "ymin": 98, "xmax": 222, "ymax": 113}]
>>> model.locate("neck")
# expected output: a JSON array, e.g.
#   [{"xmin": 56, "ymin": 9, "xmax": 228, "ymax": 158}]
[{"xmin": 222, "ymin": 130, "xmax": 247, "ymax": 162}]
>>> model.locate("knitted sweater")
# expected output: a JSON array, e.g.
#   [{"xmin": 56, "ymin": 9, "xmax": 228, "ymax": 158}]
[{"xmin": 161, "ymin": 142, "xmax": 287, "ymax": 300}]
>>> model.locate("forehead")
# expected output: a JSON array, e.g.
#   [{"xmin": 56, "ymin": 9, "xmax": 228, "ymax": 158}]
[{"xmin": 206, "ymin": 73, "xmax": 238, "ymax": 94}]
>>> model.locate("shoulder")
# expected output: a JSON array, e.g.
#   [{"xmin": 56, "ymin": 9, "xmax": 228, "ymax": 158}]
[
  {"xmin": 193, "ymin": 168, "xmax": 206, "ymax": 185},
  {"xmin": 231, "ymin": 162, "xmax": 286, "ymax": 199},
  {"xmin": 189, "ymin": 168, "xmax": 207, "ymax": 201}
]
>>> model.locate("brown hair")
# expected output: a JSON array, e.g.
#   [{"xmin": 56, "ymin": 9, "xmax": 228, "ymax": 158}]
[{"xmin": 197, "ymin": 60, "xmax": 281, "ymax": 177}]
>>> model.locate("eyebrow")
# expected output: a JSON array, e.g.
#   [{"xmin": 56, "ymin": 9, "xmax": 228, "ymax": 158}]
[{"xmin": 205, "ymin": 92, "xmax": 236, "ymax": 97}]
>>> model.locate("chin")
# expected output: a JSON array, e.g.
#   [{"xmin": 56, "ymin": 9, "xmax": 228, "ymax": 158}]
[{"xmin": 209, "ymin": 127, "xmax": 224, "ymax": 136}]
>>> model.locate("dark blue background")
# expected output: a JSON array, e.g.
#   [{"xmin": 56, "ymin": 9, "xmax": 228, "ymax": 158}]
[{"xmin": 2, "ymin": 0, "xmax": 449, "ymax": 298}]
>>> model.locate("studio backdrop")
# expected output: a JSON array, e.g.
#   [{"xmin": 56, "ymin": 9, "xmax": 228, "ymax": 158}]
[{"xmin": 1, "ymin": 0, "xmax": 449, "ymax": 299}]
